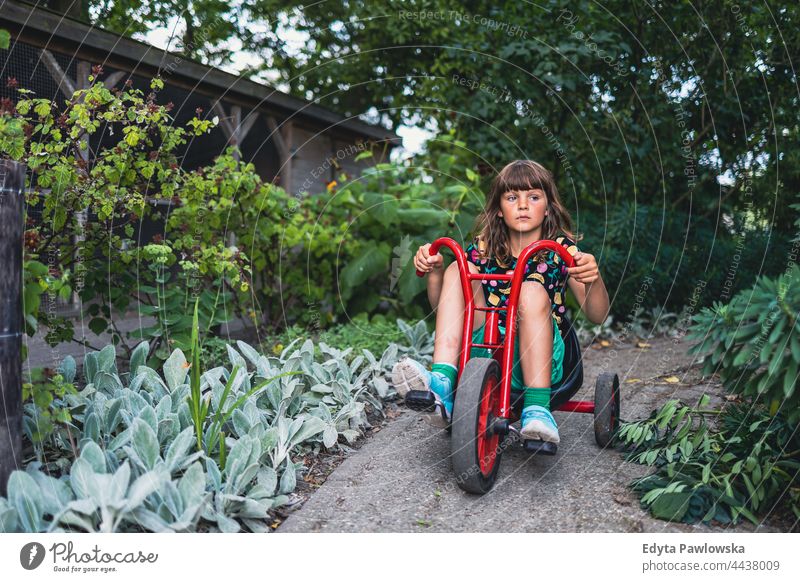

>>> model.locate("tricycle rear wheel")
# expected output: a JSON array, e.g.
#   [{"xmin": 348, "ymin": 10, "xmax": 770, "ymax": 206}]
[
  {"xmin": 594, "ymin": 372, "xmax": 620, "ymax": 447},
  {"xmin": 451, "ymin": 358, "xmax": 506, "ymax": 494}
]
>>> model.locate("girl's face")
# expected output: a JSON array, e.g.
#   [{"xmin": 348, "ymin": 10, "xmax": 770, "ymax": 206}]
[{"xmin": 497, "ymin": 188, "xmax": 548, "ymax": 234}]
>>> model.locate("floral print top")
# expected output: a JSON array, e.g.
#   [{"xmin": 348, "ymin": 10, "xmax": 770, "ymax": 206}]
[{"xmin": 465, "ymin": 234, "xmax": 579, "ymax": 337}]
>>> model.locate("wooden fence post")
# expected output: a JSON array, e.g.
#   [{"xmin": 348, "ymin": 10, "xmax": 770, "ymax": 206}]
[{"xmin": 0, "ymin": 159, "xmax": 25, "ymax": 497}]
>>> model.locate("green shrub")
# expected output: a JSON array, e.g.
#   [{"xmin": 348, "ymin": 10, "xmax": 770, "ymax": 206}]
[
  {"xmin": 4, "ymin": 76, "xmax": 248, "ymax": 359},
  {"xmin": 687, "ymin": 265, "xmax": 800, "ymax": 424},
  {"xmin": 578, "ymin": 202, "xmax": 785, "ymax": 326},
  {"xmin": 616, "ymin": 396, "xmax": 800, "ymax": 526}
]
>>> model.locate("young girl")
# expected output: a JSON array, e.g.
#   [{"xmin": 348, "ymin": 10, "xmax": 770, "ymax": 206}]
[{"xmin": 392, "ymin": 160, "xmax": 610, "ymax": 444}]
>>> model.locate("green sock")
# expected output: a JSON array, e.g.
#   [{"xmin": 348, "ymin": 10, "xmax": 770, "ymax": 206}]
[
  {"xmin": 431, "ymin": 362, "xmax": 458, "ymax": 387},
  {"xmin": 523, "ymin": 386, "xmax": 551, "ymax": 411}
]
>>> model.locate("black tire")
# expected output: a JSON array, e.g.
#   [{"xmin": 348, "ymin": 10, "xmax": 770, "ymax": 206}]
[
  {"xmin": 594, "ymin": 372, "xmax": 620, "ymax": 447},
  {"xmin": 451, "ymin": 358, "xmax": 507, "ymax": 494}
]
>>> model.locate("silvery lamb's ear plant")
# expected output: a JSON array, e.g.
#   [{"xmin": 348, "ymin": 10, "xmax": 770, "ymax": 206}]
[
  {"xmin": 55, "ymin": 426, "xmax": 207, "ymax": 533},
  {"xmin": 396, "ymin": 319, "xmax": 434, "ymax": 365},
  {"xmin": 201, "ymin": 433, "xmax": 298, "ymax": 533},
  {"xmin": 0, "ymin": 464, "xmax": 74, "ymax": 532},
  {"xmin": 4, "ymin": 310, "xmax": 428, "ymax": 533},
  {"xmin": 185, "ymin": 300, "xmax": 302, "ymax": 469},
  {"xmin": 1, "ymin": 440, "xmax": 169, "ymax": 533},
  {"xmin": 267, "ymin": 413, "xmax": 326, "ymax": 471},
  {"xmin": 309, "ymin": 402, "xmax": 362, "ymax": 448}
]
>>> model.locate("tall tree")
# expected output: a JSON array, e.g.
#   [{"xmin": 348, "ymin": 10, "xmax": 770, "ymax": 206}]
[{"xmin": 238, "ymin": 0, "xmax": 798, "ymax": 231}]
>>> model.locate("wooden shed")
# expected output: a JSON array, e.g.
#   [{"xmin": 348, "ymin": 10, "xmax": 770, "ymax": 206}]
[{"xmin": 0, "ymin": 0, "xmax": 400, "ymax": 195}]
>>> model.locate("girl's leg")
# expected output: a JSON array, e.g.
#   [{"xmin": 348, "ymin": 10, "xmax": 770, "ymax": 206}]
[
  {"xmin": 432, "ymin": 261, "xmax": 485, "ymax": 366},
  {"xmin": 516, "ymin": 281, "xmax": 560, "ymax": 443},
  {"xmin": 392, "ymin": 262, "xmax": 484, "ymax": 418},
  {"xmin": 516, "ymin": 281, "xmax": 553, "ymax": 387}
]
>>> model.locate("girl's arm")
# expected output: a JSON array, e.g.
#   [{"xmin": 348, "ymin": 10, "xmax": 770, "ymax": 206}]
[
  {"xmin": 414, "ymin": 243, "xmax": 445, "ymax": 309},
  {"xmin": 566, "ymin": 251, "xmax": 610, "ymax": 324},
  {"xmin": 427, "ymin": 269, "xmax": 445, "ymax": 309}
]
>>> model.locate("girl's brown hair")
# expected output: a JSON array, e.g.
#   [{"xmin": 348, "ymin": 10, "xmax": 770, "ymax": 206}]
[{"xmin": 472, "ymin": 160, "xmax": 580, "ymax": 267}]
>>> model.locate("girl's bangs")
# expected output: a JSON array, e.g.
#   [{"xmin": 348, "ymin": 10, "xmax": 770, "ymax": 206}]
[{"xmin": 497, "ymin": 163, "xmax": 546, "ymax": 194}]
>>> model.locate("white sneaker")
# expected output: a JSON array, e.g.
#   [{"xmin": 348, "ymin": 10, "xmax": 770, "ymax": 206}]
[{"xmin": 519, "ymin": 405, "xmax": 560, "ymax": 444}]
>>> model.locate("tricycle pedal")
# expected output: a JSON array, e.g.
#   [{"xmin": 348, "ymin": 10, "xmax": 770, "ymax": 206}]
[
  {"xmin": 523, "ymin": 439, "xmax": 558, "ymax": 456},
  {"xmin": 405, "ymin": 390, "xmax": 437, "ymax": 412}
]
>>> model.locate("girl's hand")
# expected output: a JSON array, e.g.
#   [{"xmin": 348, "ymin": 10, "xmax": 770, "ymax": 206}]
[
  {"xmin": 414, "ymin": 243, "xmax": 444, "ymax": 274},
  {"xmin": 567, "ymin": 251, "xmax": 600, "ymax": 284}
]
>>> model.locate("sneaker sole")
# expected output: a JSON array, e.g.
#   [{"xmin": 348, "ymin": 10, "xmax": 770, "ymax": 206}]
[
  {"xmin": 392, "ymin": 360, "xmax": 452, "ymax": 425},
  {"xmin": 520, "ymin": 419, "xmax": 560, "ymax": 444},
  {"xmin": 391, "ymin": 359, "xmax": 430, "ymax": 397}
]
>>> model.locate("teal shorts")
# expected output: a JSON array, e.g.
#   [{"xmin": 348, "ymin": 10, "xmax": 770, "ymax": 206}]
[{"xmin": 469, "ymin": 316, "xmax": 565, "ymax": 391}]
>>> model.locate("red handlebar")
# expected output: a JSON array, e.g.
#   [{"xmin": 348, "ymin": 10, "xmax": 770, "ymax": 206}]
[{"xmin": 415, "ymin": 237, "xmax": 576, "ymax": 277}]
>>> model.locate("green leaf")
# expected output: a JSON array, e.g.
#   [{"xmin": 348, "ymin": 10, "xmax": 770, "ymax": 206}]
[
  {"xmin": 163, "ymin": 349, "xmax": 189, "ymax": 391},
  {"xmin": 790, "ymin": 334, "xmax": 800, "ymax": 363},
  {"xmin": 289, "ymin": 415, "xmax": 326, "ymax": 446},
  {"xmin": 96, "ymin": 345, "xmax": 117, "ymax": 374},
  {"xmin": 340, "ymin": 243, "xmax": 391, "ymax": 297},
  {"xmin": 84, "ymin": 352, "xmax": 98, "ymax": 384},
  {"xmin": 178, "ymin": 462, "xmax": 206, "ymax": 505},
  {"xmin": 0, "ymin": 29, "xmax": 10, "ymax": 50},
  {"xmin": 363, "ymin": 192, "xmax": 398, "ymax": 227},
  {"xmin": 701, "ymin": 464, "xmax": 710, "ymax": 484},
  {"xmin": 59, "ymin": 355, "xmax": 76, "ymax": 384},
  {"xmin": 279, "ymin": 464, "xmax": 296, "ymax": 494},
  {"xmin": 396, "ymin": 257, "xmax": 427, "ymax": 304},
  {"xmin": 322, "ymin": 425, "xmax": 338, "ymax": 448},
  {"xmin": 80, "ymin": 441, "xmax": 107, "ymax": 474},
  {"xmin": 649, "ymin": 491, "xmax": 692, "ymax": 521},
  {"xmin": 216, "ymin": 513, "xmax": 240, "ymax": 533},
  {"xmin": 784, "ymin": 359, "xmax": 798, "ymax": 398},
  {"xmin": 124, "ymin": 469, "xmax": 168, "ymax": 512},
  {"xmin": 89, "ymin": 317, "xmax": 107, "ymax": 335},
  {"xmin": 257, "ymin": 467, "xmax": 278, "ymax": 497},
  {"xmin": 130, "ymin": 341, "xmax": 150, "ymax": 380},
  {"xmin": 395, "ymin": 208, "xmax": 448, "ymax": 229},
  {"xmin": 7, "ymin": 472, "xmax": 43, "ymax": 532},
  {"xmin": 132, "ymin": 418, "xmax": 160, "ymax": 470}
]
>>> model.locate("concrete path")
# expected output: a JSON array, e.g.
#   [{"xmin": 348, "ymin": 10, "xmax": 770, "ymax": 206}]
[{"xmin": 280, "ymin": 335, "xmax": 781, "ymax": 533}]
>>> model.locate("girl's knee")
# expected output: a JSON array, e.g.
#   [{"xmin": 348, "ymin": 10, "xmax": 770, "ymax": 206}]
[{"xmin": 519, "ymin": 281, "xmax": 550, "ymax": 315}]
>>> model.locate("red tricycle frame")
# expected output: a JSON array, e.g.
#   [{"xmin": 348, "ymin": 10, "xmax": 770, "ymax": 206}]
[{"xmin": 417, "ymin": 237, "xmax": 596, "ymax": 420}]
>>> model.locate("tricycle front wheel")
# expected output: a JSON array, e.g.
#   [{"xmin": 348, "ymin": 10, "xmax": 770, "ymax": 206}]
[{"xmin": 451, "ymin": 357, "xmax": 506, "ymax": 494}]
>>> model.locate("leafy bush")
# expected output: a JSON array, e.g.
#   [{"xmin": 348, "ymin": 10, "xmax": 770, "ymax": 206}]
[
  {"xmin": 21, "ymin": 364, "xmax": 77, "ymax": 445},
  {"xmin": 317, "ymin": 314, "xmax": 433, "ymax": 362},
  {"xmin": 5, "ymin": 75, "xmax": 486, "ymax": 357},
  {"xmin": 578, "ymin": 202, "xmax": 785, "ymax": 327},
  {"xmin": 687, "ymin": 265, "xmax": 800, "ymax": 424},
  {"xmin": 3, "ymin": 75, "xmax": 249, "ymax": 360},
  {"xmin": 167, "ymin": 134, "xmax": 486, "ymax": 330},
  {"xmin": 616, "ymin": 396, "xmax": 800, "ymax": 526}
]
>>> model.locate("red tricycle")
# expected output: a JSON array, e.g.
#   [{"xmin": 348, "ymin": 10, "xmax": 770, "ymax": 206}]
[{"xmin": 406, "ymin": 237, "xmax": 620, "ymax": 494}]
